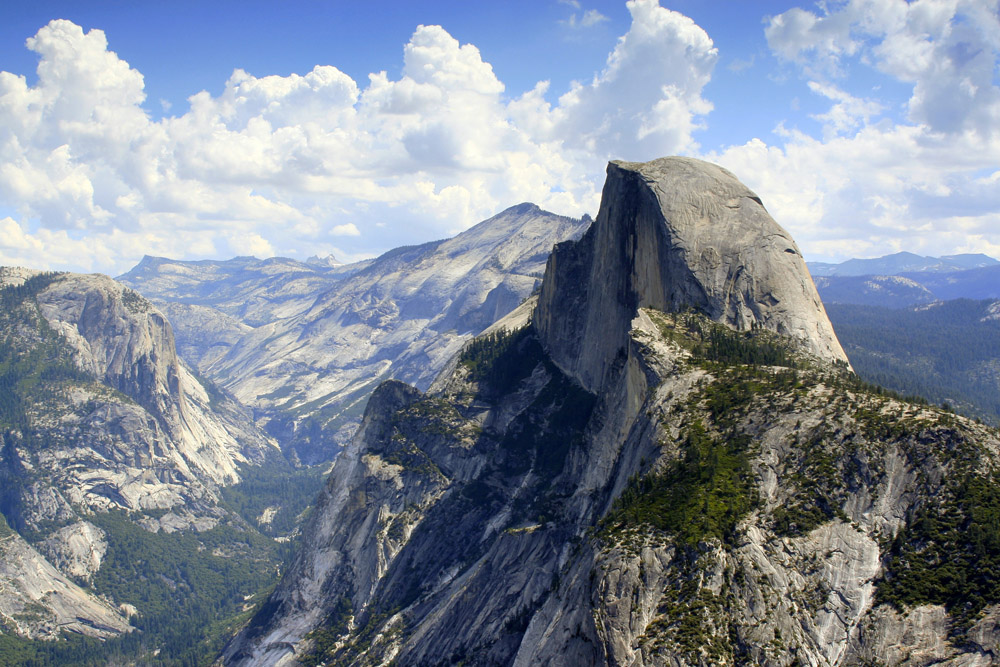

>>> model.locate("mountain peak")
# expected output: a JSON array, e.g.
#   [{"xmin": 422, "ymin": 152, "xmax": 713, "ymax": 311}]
[
  {"xmin": 535, "ymin": 156, "xmax": 847, "ymax": 391},
  {"xmin": 502, "ymin": 202, "xmax": 542, "ymax": 215}
]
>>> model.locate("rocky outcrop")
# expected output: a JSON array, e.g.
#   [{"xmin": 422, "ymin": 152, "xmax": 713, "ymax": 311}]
[
  {"xmin": 535, "ymin": 157, "xmax": 847, "ymax": 392},
  {"xmin": 33, "ymin": 272, "xmax": 277, "ymax": 492},
  {"xmin": 0, "ymin": 523, "xmax": 131, "ymax": 639}
]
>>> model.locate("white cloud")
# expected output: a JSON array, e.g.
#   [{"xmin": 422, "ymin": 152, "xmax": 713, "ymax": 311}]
[
  {"xmin": 712, "ymin": 0, "xmax": 1000, "ymax": 262},
  {"xmin": 331, "ymin": 223, "xmax": 360, "ymax": 236},
  {"xmin": 6, "ymin": 3, "xmax": 995, "ymax": 274},
  {"xmin": 581, "ymin": 9, "xmax": 610, "ymax": 27},
  {"xmin": 529, "ymin": 0, "xmax": 717, "ymax": 162},
  {"xmin": 563, "ymin": 8, "xmax": 611, "ymax": 28},
  {"xmin": 766, "ymin": 0, "xmax": 1000, "ymax": 138},
  {"xmin": 0, "ymin": 4, "xmax": 719, "ymax": 275},
  {"xmin": 806, "ymin": 81, "xmax": 885, "ymax": 138}
]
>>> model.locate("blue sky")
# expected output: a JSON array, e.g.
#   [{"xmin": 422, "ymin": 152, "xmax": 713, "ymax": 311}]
[{"xmin": 0, "ymin": 0, "xmax": 998, "ymax": 274}]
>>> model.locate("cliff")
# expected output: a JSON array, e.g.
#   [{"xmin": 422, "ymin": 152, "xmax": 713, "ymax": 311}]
[
  {"xmin": 535, "ymin": 157, "xmax": 847, "ymax": 392},
  {"xmin": 223, "ymin": 159, "xmax": 1000, "ymax": 667},
  {"xmin": 121, "ymin": 204, "xmax": 589, "ymax": 463}
]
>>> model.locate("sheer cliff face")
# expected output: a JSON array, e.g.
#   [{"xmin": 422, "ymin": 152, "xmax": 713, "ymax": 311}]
[
  {"xmin": 32, "ymin": 273, "xmax": 276, "ymax": 493},
  {"xmin": 226, "ymin": 159, "xmax": 1000, "ymax": 667},
  {"xmin": 535, "ymin": 157, "xmax": 847, "ymax": 392}
]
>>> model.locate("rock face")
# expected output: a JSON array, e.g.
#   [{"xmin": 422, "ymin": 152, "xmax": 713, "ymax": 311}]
[
  {"xmin": 121, "ymin": 204, "xmax": 588, "ymax": 462},
  {"xmin": 535, "ymin": 157, "xmax": 847, "ymax": 392},
  {"xmin": 224, "ymin": 158, "xmax": 1000, "ymax": 666},
  {"xmin": 31, "ymin": 272, "xmax": 276, "ymax": 497},
  {"xmin": 0, "ymin": 519, "xmax": 131, "ymax": 639},
  {"xmin": 0, "ymin": 269, "xmax": 278, "ymax": 640}
]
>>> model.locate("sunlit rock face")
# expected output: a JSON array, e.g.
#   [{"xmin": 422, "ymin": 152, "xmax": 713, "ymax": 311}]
[{"xmin": 535, "ymin": 156, "xmax": 847, "ymax": 393}]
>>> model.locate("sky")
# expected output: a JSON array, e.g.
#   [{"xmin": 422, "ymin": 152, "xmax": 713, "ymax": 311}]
[{"xmin": 0, "ymin": 0, "xmax": 998, "ymax": 275}]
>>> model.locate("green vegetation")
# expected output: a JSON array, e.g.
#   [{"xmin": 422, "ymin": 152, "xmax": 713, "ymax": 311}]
[
  {"xmin": 827, "ymin": 299, "xmax": 1000, "ymax": 424},
  {"xmin": 697, "ymin": 323, "xmax": 797, "ymax": 369},
  {"xmin": 459, "ymin": 325, "xmax": 542, "ymax": 395},
  {"xmin": 0, "ymin": 281, "xmax": 90, "ymax": 435},
  {"xmin": 220, "ymin": 454, "xmax": 327, "ymax": 537},
  {"xmin": 604, "ymin": 420, "xmax": 755, "ymax": 545},
  {"xmin": 0, "ymin": 632, "xmax": 123, "ymax": 666},
  {"xmin": 84, "ymin": 509, "xmax": 280, "ymax": 665},
  {"xmin": 644, "ymin": 574, "xmax": 732, "ymax": 663},
  {"xmin": 186, "ymin": 364, "xmax": 229, "ymax": 411},
  {"xmin": 0, "ymin": 273, "xmax": 94, "ymax": 533},
  {"xmin": 879, "ymin": 469, "xmax": 1000, "ymax": 624},
  {"xmin": 302, "ymin": 599, "xmax": 400, "ymax": 667},
  {"xmin": 120, "ymin": 287, "xmax": 152, "ymax": 314},
  {"xmin": 0, "ymin": 272, "xmax": 65, "ymax": 311},
  {"xmin": 645, "ymin": 309, "xmax": 798, "ymax": 370},
  {"xmin": 301, "ymin": 596, "xmax": 354, "ymax": 667},
  {"xmin": 0, "ymin": 507, "xmax": 285, "ymax": 666},
  {"xmin": 601, "ymin": 311, "xmax": 814, "ymax": 544},
  {"xmin": 771, "ymin": 429, "xmax": 849, "ymax": 537}
]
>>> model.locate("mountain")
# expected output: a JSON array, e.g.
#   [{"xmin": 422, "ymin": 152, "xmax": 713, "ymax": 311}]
[
  {"xmin": 118, "ymin": 254, "xmax": 366, "ymax": 327},
  {"xmin": 0, "ymin": 268, "xmax": 311, "ymax": 662},
  {"xmin": 808, "ymin": 251, "xmax": 999, "ymax": 277},
  {"xmin": 812, "ymin": 262, "xmax": 1000, "ymax": 308},
  {"xmin": 813, "ymin": 274, "xmax": 938, "ymax": 308},
  {"xmin": 825, "ymin": 299, "xmax": 1000, "ymax": 424},
  {"xmin": 121, "ymin": 204, "xmax": 589, "ymax": 464},
  {"xmin": 222, "ymin": 158, "xmax": 1000, "ymax": 666},
  {"xmin": 905, "ymin": 265, "xmax": 1000, "ymax": 301}
]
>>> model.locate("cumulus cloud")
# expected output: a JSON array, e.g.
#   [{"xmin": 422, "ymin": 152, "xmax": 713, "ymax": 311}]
[
  {"xmin": 806, "ymin": 81, "xmax": 885, "ymax": 138},
  {"xmin": 6, "ymin": 1, "xmax": 996, "ymax": 274},
  {"xmin": 717, "ymin": 0, "xmax": 1000, "ymax": 260},
  {"xmin": 523, "ymin": 0, "xmax": 717, "ymax": 161},
  {"xmin": 0, "ymin": 4, "xmax": 718, "ymax": 274},
  {"xmin": 766, "ymin": 0, "xmax": 1000, "ymax": 138},
  {"xmin": 563, "ymin": 8, "xmax": 611, "ymax": 28}
]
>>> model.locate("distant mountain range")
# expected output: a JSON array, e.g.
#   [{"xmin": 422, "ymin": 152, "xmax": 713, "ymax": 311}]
[
  {"xmin": 808, "ymin": 252, "xmax": 1000, "ymax": 307},
  {"xmin": 826, "ymin": 299, "xmax": 1000, "ymax": 424},
  {"xmin": 808, "ymin": 251, "xmax": 999, "ymax": 277},
  {"xmin": 807, "ymin": 252, "xmax": 1000, "ymax": 425}
]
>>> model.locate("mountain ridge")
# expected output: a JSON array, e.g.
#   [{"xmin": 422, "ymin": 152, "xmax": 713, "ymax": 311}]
[
  {"xmin": 121, "ymin": 203, "xmax": 590, "ymax": 463},
  {"xmin": 808, "ymin": 251, "xmax": 999, "ymax": 277}
]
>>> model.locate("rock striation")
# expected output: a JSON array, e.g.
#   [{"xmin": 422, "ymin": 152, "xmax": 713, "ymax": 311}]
[{"xmin": 224, "ymin": 158, "xmax": 1000, "ymax": 667}]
